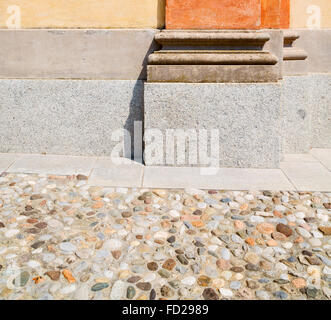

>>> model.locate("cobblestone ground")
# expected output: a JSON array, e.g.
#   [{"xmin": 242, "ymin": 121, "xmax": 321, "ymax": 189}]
[{"xmin": 0, "ymin": 173, "xmax": 331, "ymax": 300}]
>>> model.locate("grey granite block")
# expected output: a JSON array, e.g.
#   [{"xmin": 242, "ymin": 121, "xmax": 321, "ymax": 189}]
[
  {"xmin": 144, "ymin": 82, "xmax": 282, "ymax": 168},
  {"xmin": 309, "ymin": 74, "xmax": 331, "ymax": 148},
  {"xmin": 0, "ymin": 80, "xmax": 143, "ymax": 157},
  {"xmin": 282, "ymin": 76, "xmax": 311, "ymax": 153}
]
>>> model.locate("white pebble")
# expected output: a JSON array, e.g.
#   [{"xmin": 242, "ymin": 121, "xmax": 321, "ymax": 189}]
[
  {"xmin": 60, "ymin": 284, "xmax": 76, "ymax": 295},
  {"xmin": 250, "ymin": 216, "xmax": 264, "ymax": 223},
  {"xmin": 282, "ymin": 242, "xmax": 293, "ymax": 249},
  {"xmin": 168, "ymin": 210, "xmax": 180, "ymax": 218},
  {"xmin": 143, "ymin": 273, "xmax": 156, "ymax": 282},
  {"xmin": 219, "ymin": 288, "xmax": 233, "ymax": 298},
  {"xmin": 181, "ymin": 276, "xmax": 196, "ymax": 286},
  {"xmin": 104, "ymin": 270, "xmax": 114, "ymax": 279},
  {"xmin": 110, "ymin": 280, "xmax": 126, "ymax": 300},
  {"xmin": 309, "ymin": 238, "xmax": 322, "ymax": 247},
  {"xmin": 297, "ymin": 227, "xmax": 312, "ymax": 238},
  {"xmin": 105, "ymin": 239, "xmax": 123, "ymax": 251},
  {"xmin": 5, "ymin": 229, "xmax": 19, "ymax": 238},
  {"xmin": 323, "ymin": 266, "xmax": 331, "ymax": 275},
  {"xmin": 311, "ymin": 231, "xmax": 323, "ymax": 239},
  {"xmin": 27, "ymin": 260, "xmax": 41, "ymax": 269},
  {"xmin": 221, "ymin": 271, "xmax": 232, "ymax": 280},
  {"xmin": 295, "ymin": 212, "xmax": 305, "ymax": 219}
]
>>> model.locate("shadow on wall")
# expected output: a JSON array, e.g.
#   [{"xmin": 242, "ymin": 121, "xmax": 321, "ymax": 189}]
[
  {"xmin": 157, "ymin": 0, "xmax": 166, "ymax": 29},
  {"xmin": 124, "ymin": 40, "xmax": 161, "ymax": 163}
]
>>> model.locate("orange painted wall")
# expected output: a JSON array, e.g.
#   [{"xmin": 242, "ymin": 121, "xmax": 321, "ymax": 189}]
[
  {"xmin": 280, "ymin": 0, "xmax": 290, "ymax": 29},
  {"xmin": 166, "ymin": 0, "xmax": 262, "ymax": 29},
  {"xmin": 166, "ymin": 0, "xmax": 290, "ymax": 29},
  {"xmin": 261, "ymin": 0, "xmax": 290, "ymax": 28}
]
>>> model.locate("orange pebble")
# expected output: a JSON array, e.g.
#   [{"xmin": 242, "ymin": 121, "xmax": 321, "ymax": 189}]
[
  {"xmin": 27, "ymin": 219, "xmax": 38, "ymax": 224},
  {"xmin": 201, "ymin": 214, "xmax": 209, "ymax": 221},
  {"xmin": 92, "ymin": 201, "xmax": 103, "ymax": 209},
  {"xmin": 234, "ymin": 220, "xmax": 245, "ymax": 230},
  {"xmin": 240, "ymin": 203, "xmax": 249, "ymax": 210},
  {"xmin": 66, "ymin": 209, "xmax": 77, "ymax": 215},
  {"xmin": 161, "ymin": 221, "xmax": 171, "ymax": 228},
  {"xmin": 192, "ymin": 220, "xmax": 204, "ymax": 228},
  {"xmin": 273, "ymin": 210, "xmax": 282, "ymax": 218},
  {"xmin": 292, "ymin": 278, "xmax": 306, "ymax": 289},
  {"xmin": 104, "ymin": 228, "xmax": 112, "ymax": 235},
  {"xmin": 32, "ymin": 276, "xmax": 44, "ymax": 284},
  {"xmin": 47, "ymin": 245, "xmax": 56, "ymax": 253},
  {"xmin": 145, "ymin": 206, "xmax": 153, "ymax": 212},
  {"xmin": 256, "ymin": 238, "xmax": 265, "ymax": 245},
  {"xmin": 266, "ymin": 239, "xmax": 278, "ymax": 247},
  {"xmin": 301, "ymin": 223, "xmax": 311, "ymax": 231},
  {"xmin": 26, "ymin": 235, "xmax": 35, "ymax": 242},
  {"xmin": 181, "ymin": 215, "xmax": 200, "ymax": 221},
  {"xmin": 245, "ymin": 238, "xmax": 255, "ymax": 246},
  {"xmin": 256, "ymin": 223, "xmax": 274, "ymax": 234},
  {"xmin": 294, "ymin": 236, "xmax": 304, "ymax": 243},
  {"xmin": 62, "ymin": 269, "xmax": 76, "ymax": 283}
]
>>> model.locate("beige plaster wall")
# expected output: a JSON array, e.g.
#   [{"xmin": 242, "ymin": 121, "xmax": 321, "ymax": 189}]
[
  {"xmin": 291, "ymin": 0, "xmax": 331, "ymax": 28},
  {"xmin": 0, "ymin": 0, "xmax": 165, "ymax": 28}
]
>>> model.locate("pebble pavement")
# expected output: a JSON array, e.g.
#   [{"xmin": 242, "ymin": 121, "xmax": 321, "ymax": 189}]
[{"xmin": 0, "ymin": 172, "xmax": 331, "ymax": 300}]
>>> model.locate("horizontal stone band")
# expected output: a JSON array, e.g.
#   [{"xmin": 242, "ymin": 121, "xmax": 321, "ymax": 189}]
[
  {"xmin": 148, "ymin": 51, "xmax": 278, "ymax": 65},
  {"xmin": 155, "ymin": 31, "xmax": 271, "ymax": 46},
  {"xmin": 283, "ymin": 31, "xmax": 300, "ymax": 45},
  {"xmin": 283, "ymin": 48, "xmax": 308, "ymax": 61},
  {"xmin": 147, "ymin": 65, "xmax": 279, "ymax": 83}
]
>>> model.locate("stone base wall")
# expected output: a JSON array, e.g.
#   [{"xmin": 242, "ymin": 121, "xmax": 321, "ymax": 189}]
[
  {"xmin": 0, "ymin": 76, "xmax": 329, "ymax": 166},
  {"xmin": 0, "ymin": 29, "xmax": 329, "ymax": 167},
  {"xmin": 144, "ymin": 82, "xmax": 282, "ymax": 168},
  {"xmin": 282, "ymin": 74, "xmax": 331, "ymax": 153},
  {"xmin": 282, "ymin": 75, "xmax": 311, "ymax": 154},
  {"xmin": 0, "ymin": 80, "xmax": 143, "ymax": 156},
  {"xmin": 310, "ymin": 74, "xmax": 331, "ymax": 148}
]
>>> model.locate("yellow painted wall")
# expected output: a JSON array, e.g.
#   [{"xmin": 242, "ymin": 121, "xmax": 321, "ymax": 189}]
[
  {"xmin": 0, "ymin": 0, "xmax": 165, "ymax": 28},
  {"xmin": 291, "ymin": 0, "xmax": 331, "ymax": 28}
]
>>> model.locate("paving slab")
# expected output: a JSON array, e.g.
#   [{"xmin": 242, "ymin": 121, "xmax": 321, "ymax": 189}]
[
  {"xmin": 7, "ymin": 154, "xmax": 97, "ymax": 175},
  {"xmin": 1, "ymin": 152, "xmax": 331, "ymax": 191},
  {"xmin": 282, "ymin": 154, "xmax": 318, "ymax": 162},
  {"xmin": 88, "ymin": 158, "xmax": 144, "ymax": 187},
  {"xmin": 310, "ymin": 148, "xmax": 331, "ymax": 171},
  {"xmin": 280, "ymin": 161, "xmax": 331, "ymax": 191},
  {"xmin": 0, "ymin": 153, "xmax": 22, "ymax": 173},
  {"xmin": 143, "ymin": 166, "xmax": 295, "ymax": 190}
]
